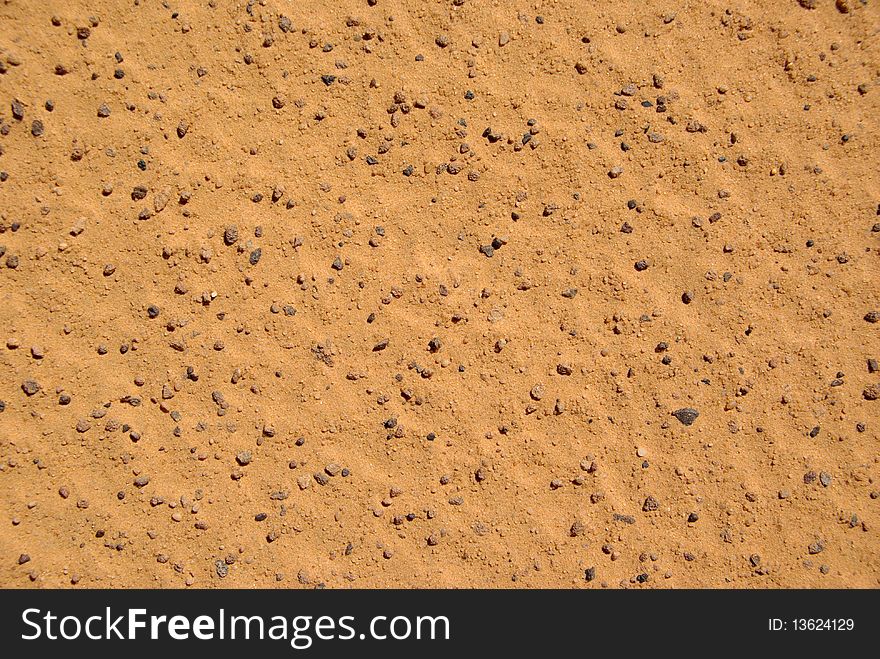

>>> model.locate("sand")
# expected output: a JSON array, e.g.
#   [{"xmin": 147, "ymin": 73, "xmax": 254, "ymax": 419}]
[{"xmin": 0, "ymin": 0, "xmax": 878, "ymax": 589}]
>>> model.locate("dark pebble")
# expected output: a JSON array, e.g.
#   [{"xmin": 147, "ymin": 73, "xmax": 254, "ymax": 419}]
[
  {"xmin": 11, "ymin": 99, "xmax": 24, "ymax": 120},
  {"xmin": 672, "ymin": 407, "xmax": 699, "ymax": 426},
  {"xmin": 21, "ymin": 380, "xmax": 41, "ymax": 396},
  {"xmin": 224, "ymin": 225, "xmax": 239, "ymax": 245}
]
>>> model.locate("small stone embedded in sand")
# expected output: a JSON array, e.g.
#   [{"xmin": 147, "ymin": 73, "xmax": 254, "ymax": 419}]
[
  {"xmin": 530, "ymin": 384, "xmax": 545, "ymax": 401},
  {"xmin": 153, "ymin": 190, "xmax": 170, "ymax": 213},
  {"xmin": 11, "ymin": 99, "xmax": 25, "ymax": 120},
  {"xmin": 224, "ymin": 225, "xmax": 239, "ymax": 246},
  {"xmin": 673, "ymin": 408, "xmax": 699, "ymax": 426},
  {"xmin": 21, "ymin": 380, "xmax": 41, "ymax": 396},
  {"xmin": 236, "ymin": 451, "xmax": 252, "ymax": 466}
]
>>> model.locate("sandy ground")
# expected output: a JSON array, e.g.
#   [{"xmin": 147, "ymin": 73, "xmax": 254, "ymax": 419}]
[{"xmin": 0, "ymin": 0, "xmax": 878, "ymax": 589}]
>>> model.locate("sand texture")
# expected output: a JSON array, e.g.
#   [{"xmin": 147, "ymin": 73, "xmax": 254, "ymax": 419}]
[{"xmin": 0, "ymin": 0, "xmax": 878, "ymax": 588}]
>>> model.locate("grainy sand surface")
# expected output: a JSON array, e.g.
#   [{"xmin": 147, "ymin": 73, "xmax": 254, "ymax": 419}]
[{"xmin": 0, "ymin": 0, "xmax": 878, "ymax": 588}]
